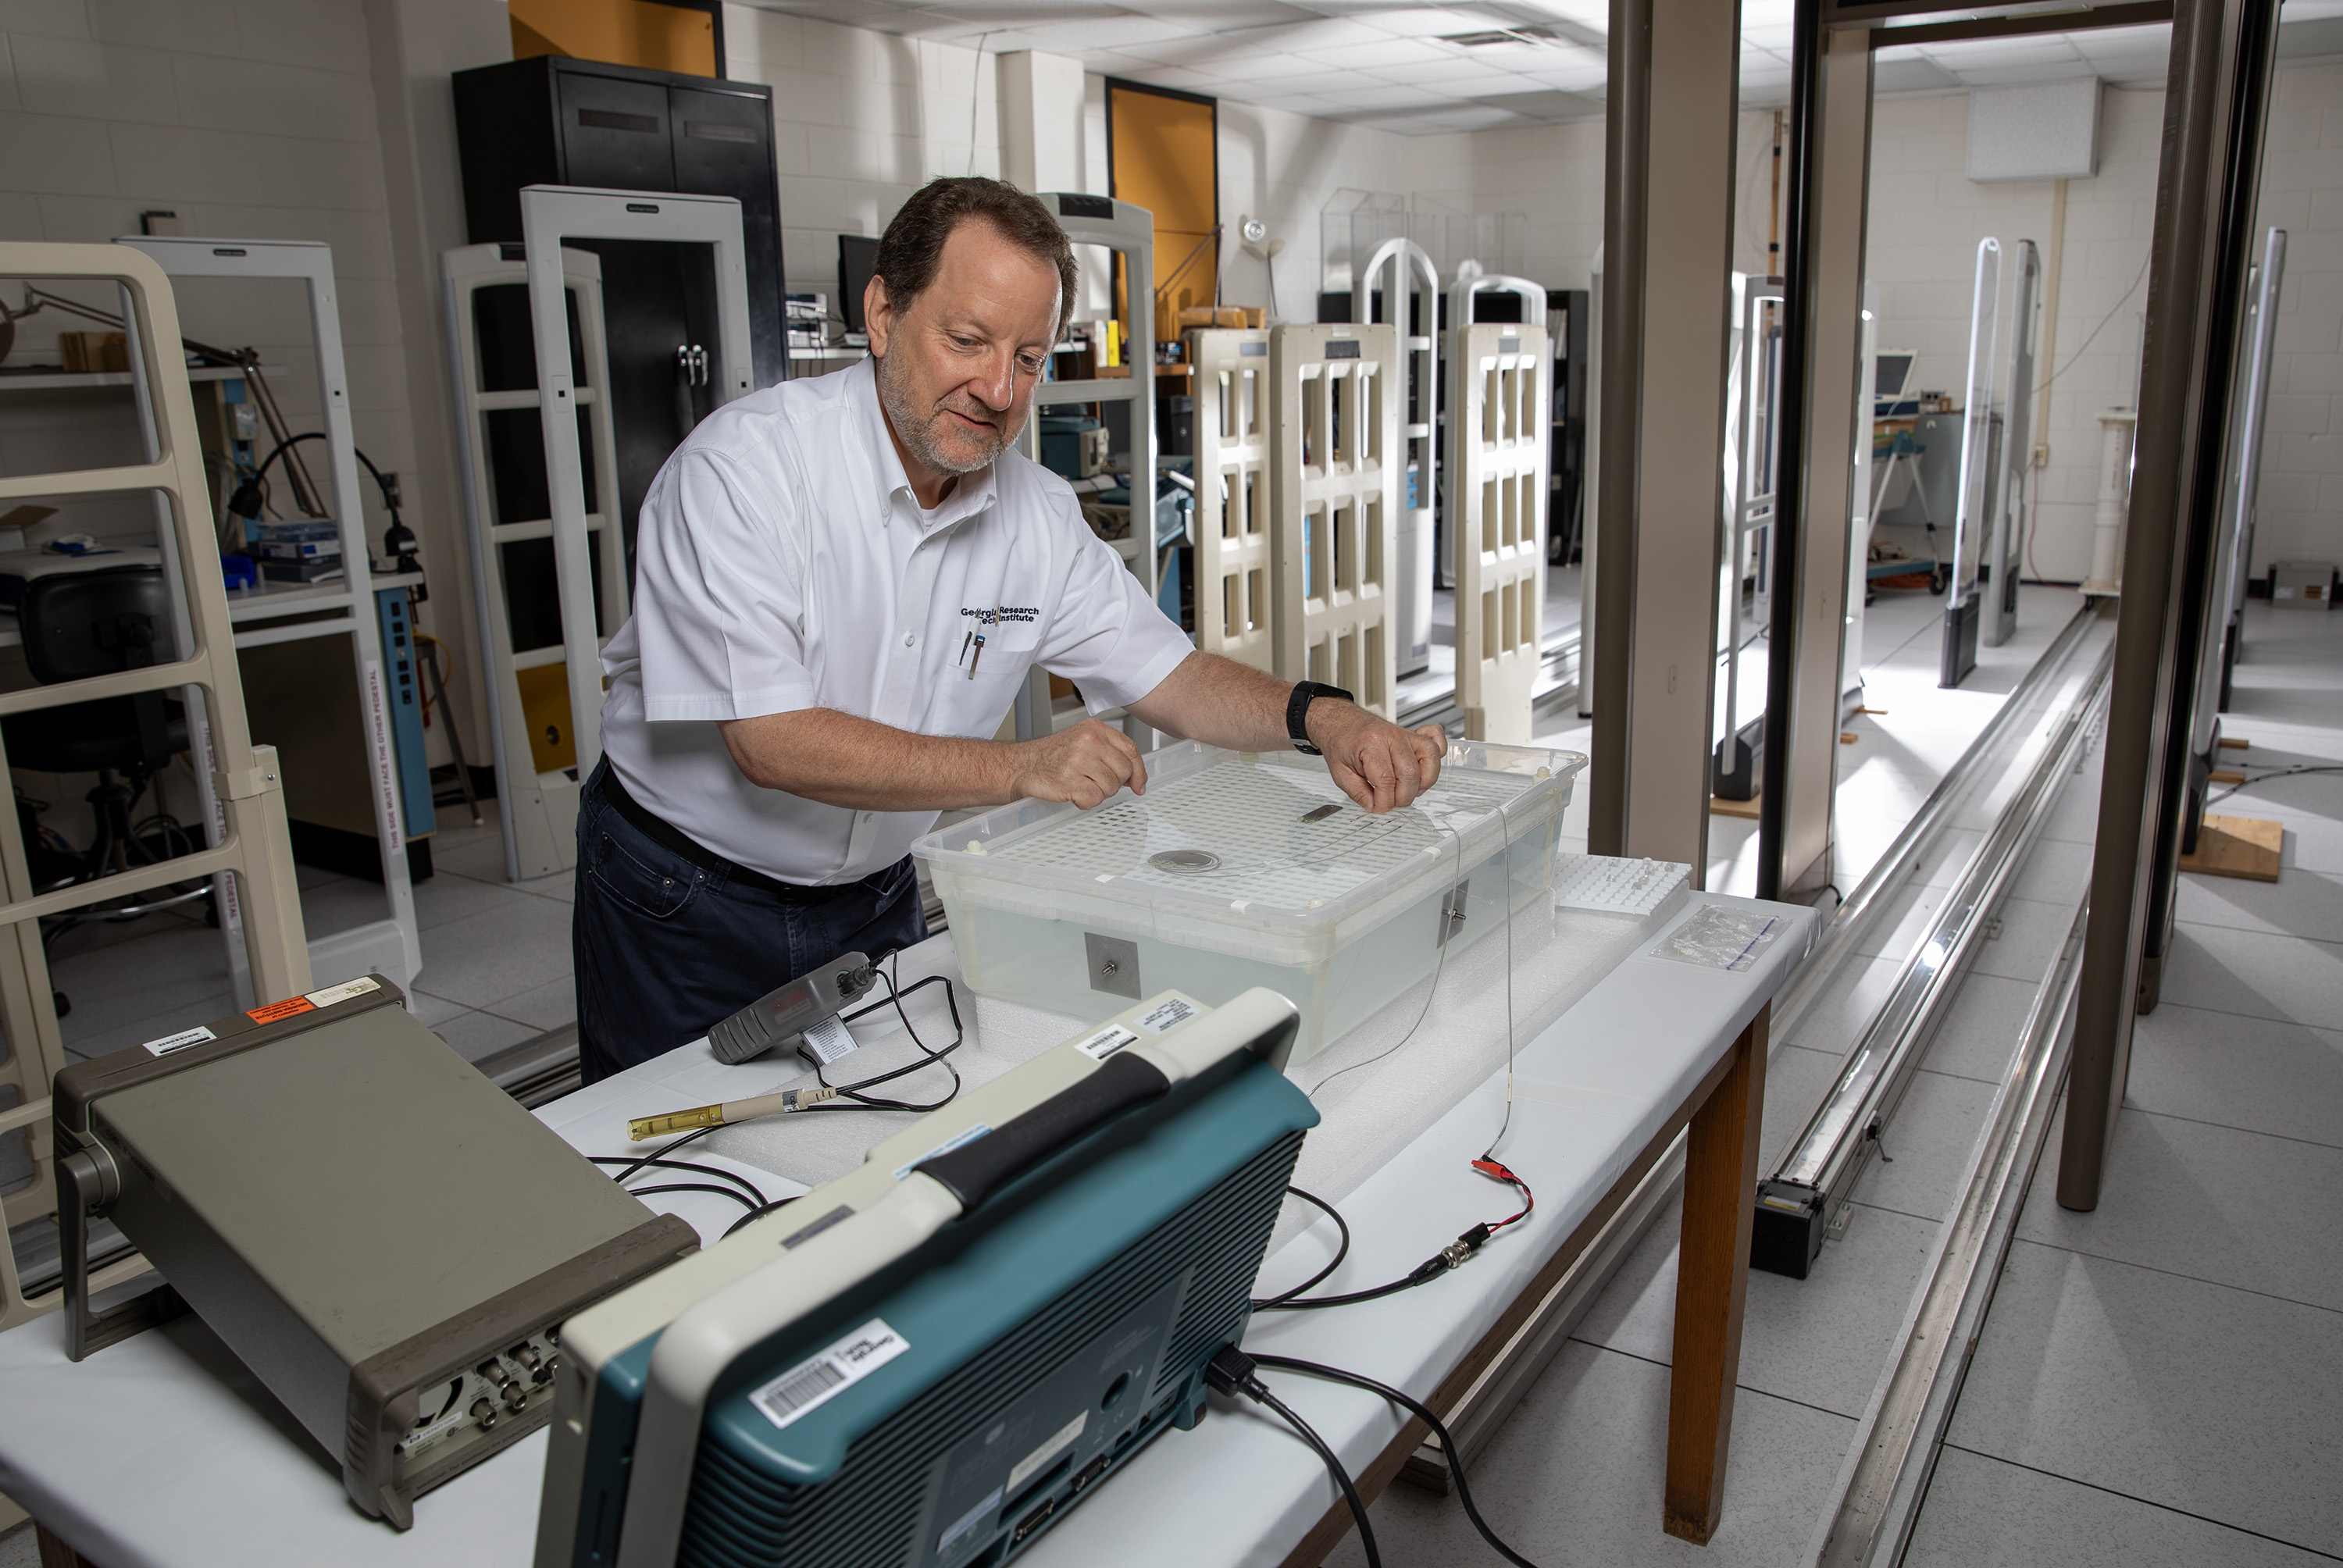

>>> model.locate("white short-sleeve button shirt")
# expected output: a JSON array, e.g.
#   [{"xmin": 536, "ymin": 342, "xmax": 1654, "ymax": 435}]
[{"xmin": 598, "ymin": 357, "xmax": 1193, "ymax": 884}]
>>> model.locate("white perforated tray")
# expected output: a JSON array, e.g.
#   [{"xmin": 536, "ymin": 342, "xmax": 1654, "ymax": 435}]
[{"xmin": 913, "ymin": 740, "xmax": 1585, "ymax": 1061}]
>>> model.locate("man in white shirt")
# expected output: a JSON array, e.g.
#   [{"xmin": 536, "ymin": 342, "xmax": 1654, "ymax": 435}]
[{"xmin": 577, "ymin": 176, "xmax": 1447, "ymax": 1082}]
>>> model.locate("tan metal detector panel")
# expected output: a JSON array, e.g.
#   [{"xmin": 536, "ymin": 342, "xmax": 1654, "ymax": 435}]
[
  {"xmin": 1453, "ymin": 324, "xmax": 1553, "ymax": 743},
  {"xmin": 1189, "ymin": 327, "xmax": 1274, "ymax": 673},
  {"xmin": 443, "ymin": 244, "xmax": 628, "ymax": 882},
  {"xmin": 1269, "ymin": 323, "xmax": 1401, "ymax": 717},
  {"xmin": 0, "ymin": 241, "xmax": 310, "ymax": 1331}
]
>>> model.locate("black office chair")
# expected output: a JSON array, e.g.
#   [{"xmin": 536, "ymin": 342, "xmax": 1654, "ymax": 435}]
[{"xmin": 4, "ymin": 565, "xmax": 192, "ymax": 889}]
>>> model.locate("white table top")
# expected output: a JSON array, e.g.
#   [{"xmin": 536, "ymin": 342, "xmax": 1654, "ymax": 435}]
[{"xmin": 0, "ymin": 891, "xmax": 1812, "ymax": 1568}]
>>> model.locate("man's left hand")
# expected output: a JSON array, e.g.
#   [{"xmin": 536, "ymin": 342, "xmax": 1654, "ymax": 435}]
[{"xmin": 1307, "ymin": 703, "xmax": 1448, "ymax": 813}]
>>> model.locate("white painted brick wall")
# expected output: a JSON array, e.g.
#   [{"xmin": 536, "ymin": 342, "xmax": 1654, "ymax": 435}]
[
  {"xmin": 0, "ymin": 0, "xmax": 420, "ymax": 549},
  {"xmin": 723, "ymin": 4, "xmax": 1006, "ymax": 299}
]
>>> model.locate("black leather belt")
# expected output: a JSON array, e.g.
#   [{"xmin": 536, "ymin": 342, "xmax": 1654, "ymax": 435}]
[{"xmin": 596, "ymin": 764, "xmax": 866, "ymax": 904}]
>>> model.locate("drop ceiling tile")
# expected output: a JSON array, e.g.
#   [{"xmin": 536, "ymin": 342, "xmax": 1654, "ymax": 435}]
[
  {"xmin": 1378, "ymin": 52, "xmax": 1543, "ymax": 85},
  {"xmin": 1261, "ymin": 66, "xmax": 1397, "ymax": 93},
  {"xmin": 1293, "ymin": 35, "xmax": 1466, "ymax": 67},
  {"xmin": 1303, "ymin": 81, "xmax": 1456, "ymax": 108},
  {"xmin": 1503, "ymin": 0, "xmax": 1608, "ymax": 27},
  {"xmin": 1471, "ymin": 87, "xmax": 1603, "ymax": 121},
  {"xmin": 1218, "ymin": 16, "xmax": 1393, "ymax": 52},
  {"xmin": 1513, "ymin": 59, "xmax": 1609, "ymax": 90},
  {"xmin": 1244, "ymin": 91, "xmax": 1352, "ymax": 114},
  {"xmin": 1182, "ymin": 48, "xmax": 1325, "ymax": 80},
  {"xmin": 1919, "ymin": 37, "xmax": 2084, "ymax": 69},
  {"xmin": 1111, "ymin": 64, "xmax": 1231, "ymax": 91},
  {"xmin": 978, "ymin": 15, "xmax": 1193, "ymax": 52},
  {"xmin": 1411, "ymin": 104, "xmax": 1539, "ymax": 130},
  {"xmin": 1873, "ymin": 55, "xmax": 1962, "ymax": 92},
  {"xmin": 1344, "ymin": 7, "xmax": 1514, "ymax": 37},
  {"xmin": 1142, "ymin": 0, "xmax": 1322, "ymax": 24}
]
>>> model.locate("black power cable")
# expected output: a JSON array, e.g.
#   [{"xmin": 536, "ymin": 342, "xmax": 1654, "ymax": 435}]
[
  {"xmin": 1206, "ymin": 1347, "xmax": 1379, "ymax": 1568},
  {"xmin": 1248, "ymin": 1351, "xmax": 1544, "ymax": 1568},
  {"xmin": 622, "ymin": 1181, "xmax": 758, "ymax": 1213},
  {"xmin": 1251, "ymin": 1187, "xmax": 1351, "ymax": 1310},
  {"xmin": 587, "ymin": 1154, "xmax": 767, "ymax": 1210},
  {"xmin": 1253, "ymin": 1164, "xmax": 1534, "ymax": 1313}
]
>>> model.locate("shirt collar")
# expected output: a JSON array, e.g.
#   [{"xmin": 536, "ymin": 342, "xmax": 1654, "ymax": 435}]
[{"xmin": 853, "ymin": 355, "xmax": 999, "ymax": 534}]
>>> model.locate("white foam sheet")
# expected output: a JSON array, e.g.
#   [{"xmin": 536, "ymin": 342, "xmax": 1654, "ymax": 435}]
[{"xmin": 0, "ymin": 895, "xmax": 1810, "ymax": 1566}]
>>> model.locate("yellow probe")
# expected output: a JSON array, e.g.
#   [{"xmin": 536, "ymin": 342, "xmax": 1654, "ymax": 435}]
[{"xmin": 627, "ymin": 1084, "xmax": 841, "ymax": 1142}]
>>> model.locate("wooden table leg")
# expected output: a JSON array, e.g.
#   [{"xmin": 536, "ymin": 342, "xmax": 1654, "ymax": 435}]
[{"xmin": 1664, "ymin": 1003, "xmax": 1767, "ymax": 1544}]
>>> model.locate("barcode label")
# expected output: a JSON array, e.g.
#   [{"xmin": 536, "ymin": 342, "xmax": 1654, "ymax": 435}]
[
  {"xmin": 800, "ymin": 1016, "xmax": 858, "ymax": 1064},
  {"xmin": 142, "ymin": 1025, "xmax": 215, "ymax": 1057},
  {"xmin": 1074, "ymin": 1025, "xmax": 1139, "ymax": 1061},
  {"xmin": 750, "ymin": 1319, "xmax": 910, "ymax": 1432}
]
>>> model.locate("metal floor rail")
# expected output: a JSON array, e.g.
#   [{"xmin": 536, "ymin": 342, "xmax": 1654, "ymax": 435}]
[
  {"xmin": 1808, "ymin": 896, "xmax": 2090, "ymax": 1567},
  {"xmin": 1753, "ymin": 622, "xmax": 2114, "ymax": 1278}
]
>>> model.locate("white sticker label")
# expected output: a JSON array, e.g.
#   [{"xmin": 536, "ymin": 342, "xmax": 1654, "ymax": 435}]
[
  {"xmin": 1133, "ymin": 996, "xmax": 1199, "ymax": 1035},
  {"xmin": 800, "ymin": 1015, "xmax": 858, "ymax": 1065},
  {"xmin": 893, "ymin": 1123, "xmax": 993, "ymax": 1181},
  {"xmin": 1074, "ymin": 1025, "xmax": 1139, "ymax": 1062},
  {"xmin": 937, "ymin": 1485, "xmax": 1004, "ymax": 1553},
  {"xmin": 1006, "ymin": 1409, "xmax": 1087, "ymax": 1493},
  {"xmin": 141, "ymin": 1025, "xmax": 216, "ymax": 1057},
  {"xmin": 305, "ymin": 976, "xmax": 381, "ymax": 1009},
  {"xmin": 749, "ymin": 1319, "xmax": 910, "ymax": 1432}
]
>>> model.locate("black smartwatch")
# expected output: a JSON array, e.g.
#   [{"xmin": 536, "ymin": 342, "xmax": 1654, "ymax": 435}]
[{"xmin": 1286, "ymin": 681, "xmax": 1353, "ymax": 756}]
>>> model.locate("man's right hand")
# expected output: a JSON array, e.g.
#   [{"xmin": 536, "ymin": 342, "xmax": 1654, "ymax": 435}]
[{"xmin": 1007, "ymin": 717, "xmax": 1149, "ymax": 809}]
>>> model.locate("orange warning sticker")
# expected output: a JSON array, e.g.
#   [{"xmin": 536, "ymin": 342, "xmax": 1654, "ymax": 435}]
[{"xmin": 248, "ymin": 997, "xmax": 317, "ymax": 1025}]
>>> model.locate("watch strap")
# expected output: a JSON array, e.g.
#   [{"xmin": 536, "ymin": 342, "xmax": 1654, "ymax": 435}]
[{"xmin": 1286, "ymin": 681, "xmax": 1353, "ymax": 755}]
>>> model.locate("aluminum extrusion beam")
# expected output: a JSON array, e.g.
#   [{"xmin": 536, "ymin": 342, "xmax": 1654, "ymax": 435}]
[
  {"xmin": 1755, "ymin": 632, "xmax": 2111, "ymax": 1278},
  {"xmin": 1592, "ymin": 0, "xmax": 1739, "ymax": 872},
  {"xmin": 2064, "ymin": 0, "xmax": 2281, "ymax": 1209},
  {"xmin": 1760, "ymin": 17, "xmax": 1873, "ymax": 900}
]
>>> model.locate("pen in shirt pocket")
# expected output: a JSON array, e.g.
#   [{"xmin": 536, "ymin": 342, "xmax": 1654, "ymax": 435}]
[{"xmin": 967, "ymin": 633, "xmax": 985, "ymax": 679}]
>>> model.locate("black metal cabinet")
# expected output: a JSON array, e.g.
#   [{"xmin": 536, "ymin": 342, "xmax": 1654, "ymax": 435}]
[
  {"xmin": 454, "ymin": 55, "xmax": 785, "ymax": 581},
  {"xmin": 1546, "ymin": 289, "xmax": 1589, "ymax": 565}
]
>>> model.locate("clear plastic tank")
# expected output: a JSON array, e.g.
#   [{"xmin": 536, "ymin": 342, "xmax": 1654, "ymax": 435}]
[{"xmin": 914, "ymin": 740, "xmax": 1585, "ymax": 1064}]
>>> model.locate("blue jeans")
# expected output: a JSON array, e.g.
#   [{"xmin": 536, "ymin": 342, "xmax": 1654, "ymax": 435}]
[{"xmin": 571, "ymin": 761, "xmax": 928, "ymax": 1084}]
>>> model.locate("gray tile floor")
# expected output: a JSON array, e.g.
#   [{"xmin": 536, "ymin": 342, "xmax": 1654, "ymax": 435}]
[{"xmin": 1911, "ymin": 600, "xmax": 2343, "ymax": 1565}]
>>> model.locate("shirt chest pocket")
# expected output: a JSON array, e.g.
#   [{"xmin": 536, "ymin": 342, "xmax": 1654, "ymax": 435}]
[{"xmin": 980, "ymin": 615, "xmax": 1043, "ymax": 654}]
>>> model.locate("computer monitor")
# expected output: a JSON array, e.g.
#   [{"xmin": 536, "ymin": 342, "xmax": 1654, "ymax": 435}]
[
  {"xmin": 1875, "ymin": 350, "xmax": 1917, "ymax": 399},
  {"xmin": 838, "ymin": 233, "xmax": 880, "ymax": 337}
]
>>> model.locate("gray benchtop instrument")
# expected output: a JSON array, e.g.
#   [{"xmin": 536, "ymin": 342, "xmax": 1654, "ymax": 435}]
[{"xmin": 51, "ymin": 975, "xmax": 699, "ymax": 1528}]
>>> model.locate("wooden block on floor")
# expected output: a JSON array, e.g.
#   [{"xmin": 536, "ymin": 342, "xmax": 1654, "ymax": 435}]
[
  {"xmin": 2209, "ymin": 768, "xmax": 2248, "ymax": 785},
  {"xmin": 1710, "ymin": 793, "xmax": 1760, "ymax": 819},
  {"xmin": 2219, "ymin": 736, "xmax": 2251, "ymax": 750},
  {"xmin": 2179, "ymin": 814, "xmax": 2282, "ymax": 882}
]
